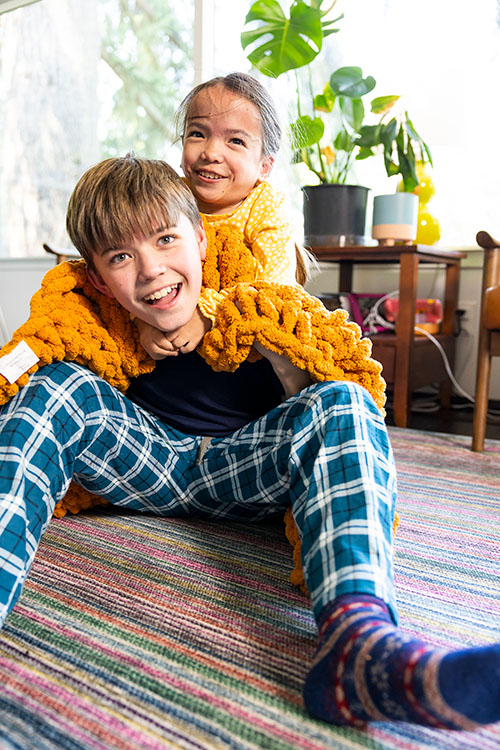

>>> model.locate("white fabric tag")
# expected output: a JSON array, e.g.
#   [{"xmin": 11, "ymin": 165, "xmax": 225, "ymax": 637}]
[{"xmin": 0, "ymin": 340, "xmax": 39, "ymax": 384}]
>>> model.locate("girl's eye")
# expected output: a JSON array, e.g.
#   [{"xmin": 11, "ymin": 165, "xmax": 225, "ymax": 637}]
[
  {"xmin": 186, "ymin": 129, "xmax": 203, "ymax": 139},
  {"xmin": 230, "ymin": 137, "xmax": 245, "ymax": 146}
]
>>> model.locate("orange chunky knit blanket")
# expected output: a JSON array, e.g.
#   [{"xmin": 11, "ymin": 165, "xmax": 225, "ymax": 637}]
[{"xmin": 0, "ymin": 222, "xmax": 388, "ymax": 593}]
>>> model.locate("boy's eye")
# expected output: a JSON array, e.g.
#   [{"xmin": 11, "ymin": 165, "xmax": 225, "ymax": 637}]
[
  {"xmin": 186, "ymin": 129, "xmax": 203, "ymax": 139},
  {"xmin": 158, "ymin": 234, "xmax": 175, "ymax": 245},
  {"xmin": 230, "ymin": 137, "xmax": 245, "ymax": 146},
  {"xmin": 110, "ymin": 252, "xmax": 129, "ymax": 265}
]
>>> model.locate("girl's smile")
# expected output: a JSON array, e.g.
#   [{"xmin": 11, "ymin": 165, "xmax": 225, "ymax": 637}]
[{"xmin": 181, "ymin": 86, "xmax": 274, "ymax": 216}]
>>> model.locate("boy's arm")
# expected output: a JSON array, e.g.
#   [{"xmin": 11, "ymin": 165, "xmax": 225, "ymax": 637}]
[{"xmin": 253, "ymin": 340, "xmax": 312, "ymax": 399}]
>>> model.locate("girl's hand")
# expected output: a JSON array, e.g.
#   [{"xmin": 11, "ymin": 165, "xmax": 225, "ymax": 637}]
[
  {"xmin": 136, "ymin": 318, "xmax": 179, "ymax": 360},
  {"xmin": 166, "ymin": 307, "xmax": 211, "ymax": 354}
]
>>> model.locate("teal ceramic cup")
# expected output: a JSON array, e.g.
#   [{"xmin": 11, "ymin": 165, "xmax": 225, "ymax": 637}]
[{"xmin": 372, "ymin": 193, "xmax": 418, "ymax": 244}]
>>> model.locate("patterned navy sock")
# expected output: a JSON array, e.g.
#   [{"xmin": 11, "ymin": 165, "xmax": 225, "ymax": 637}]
[{"xmin": 303, "ymin": 594, "xmax": 500, "ymax": 729}]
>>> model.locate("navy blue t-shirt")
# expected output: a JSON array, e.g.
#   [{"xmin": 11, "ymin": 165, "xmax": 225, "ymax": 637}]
[{"xmin": 126, "ymin": 351, "xmax": 284, "ymax": 437}]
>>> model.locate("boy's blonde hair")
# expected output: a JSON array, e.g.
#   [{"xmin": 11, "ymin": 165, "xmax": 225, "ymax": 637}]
[{"xmin": 66, "ymin": 155, "xmax": 201, "ymax": 270}]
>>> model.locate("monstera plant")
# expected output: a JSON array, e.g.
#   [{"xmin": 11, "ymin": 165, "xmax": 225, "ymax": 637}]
[
  {"xmin": 241, "ymin": 0, "xmax": 431, "ymax": 192},
  {"xmin": 241, "ymin": 0, "xmax": 342, "ymax": 79}
]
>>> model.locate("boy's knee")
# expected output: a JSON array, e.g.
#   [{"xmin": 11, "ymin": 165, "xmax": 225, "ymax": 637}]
[{"xmin": 303, "ymin": 380, "xmax": 379, "ymax": 414}]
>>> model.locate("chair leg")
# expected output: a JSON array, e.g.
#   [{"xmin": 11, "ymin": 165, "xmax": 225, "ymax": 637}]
[{"xmin": 472, "ymin": 336, "xmax": 491, "ymax": 451}]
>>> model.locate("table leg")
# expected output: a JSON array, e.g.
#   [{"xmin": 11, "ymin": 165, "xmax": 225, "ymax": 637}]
[
  {"xmin": 393, "ymin": 253, "xmax": 418, "ymax": 427},
  {"xmin": 338, "ymin": 261, "xmax": 353, "ymax": 293},
  {"xmin": 438, "ymin": 261, "xmax": 461, "ymax": 407}
]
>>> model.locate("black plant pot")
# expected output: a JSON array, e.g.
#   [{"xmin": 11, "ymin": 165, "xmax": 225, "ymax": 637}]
[{"xmin": 302, "ymin": 184, "xmax": 370, "ymax": 247}]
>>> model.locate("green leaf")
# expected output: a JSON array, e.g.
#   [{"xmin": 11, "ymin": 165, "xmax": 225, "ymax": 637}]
[
  {"xmin": 371, "ymin": 95, "xmax": 399, "ymax": 114},
  {"xmin": 241, "ymin": 0, "xmax": 324, "ymax": 77},
  {"xmin": 404, "ymin": 114, "xmax": 433, "ymax": 166},
  {"xmin": 333, "ymin": 130, "xmax": 353, "ymax": 151},
  {"xmin": 340, "ymin": 97, "xmax": 364, "ymax": 131},
  {"xmin": 399, "ymin": 138, "xmax": 418, "ymax": 191},
  {"xmin": 357, "ymin": 124, "xmax": 382, "ymax": 148},
  {"xmin": 290, "ymin": 114, "xmax": 324, "ymax": 148},
  {"xmin": 314, "ymin": 82, "xmax": 335, "ymax": 112},
  {"xmin": 385, "ymin": 159, "xmax": 400, "ymax": 177},
  {"xmin": 329, "ymin": 66, "xmax": 376, "ymax": 98},
  {"xmin": 356, "ymin": 146, "xmax": 375, "ymax": 160},
  {"xmin": 379, "ymin": 118, "xmax": 398, "ymax": 152}
]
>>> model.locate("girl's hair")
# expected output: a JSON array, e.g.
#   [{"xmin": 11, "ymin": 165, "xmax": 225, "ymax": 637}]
[
  {"xmin": 175, "ymin": 72, "xmax": 282, "ymax": 158},
  {"xmin": 66, "ymin": 155, "xmax": 201, "ymax": 269},
  {"xmin": 176, "ymin": 73, "xmax": 315, "ymax": 282}
]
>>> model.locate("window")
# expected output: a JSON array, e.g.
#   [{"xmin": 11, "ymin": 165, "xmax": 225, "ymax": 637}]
[
  {"xmin": 1, "ymin": 0, "xmax": 500, "ymax": 256},
  {"xmin": 0, "ymin": 0, "xmax": 194, "ymax": 257}
]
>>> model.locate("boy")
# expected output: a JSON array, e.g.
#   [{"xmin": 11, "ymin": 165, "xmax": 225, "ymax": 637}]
[{"xmin": 0, "ymin": 155, "xmax": 499, "ymax": 730}]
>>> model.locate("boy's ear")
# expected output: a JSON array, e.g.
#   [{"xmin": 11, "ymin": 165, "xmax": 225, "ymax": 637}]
[
  {"xmin": 197, "ymin": 219, "xmax": 207, "ymax": 261},
  {"xmin": 259, "ymin": 155, "xmax": 274, "ymax": 180},
  {"xmin": 87, "ymin": 267, "xmax": 116, "ymax": 299}
]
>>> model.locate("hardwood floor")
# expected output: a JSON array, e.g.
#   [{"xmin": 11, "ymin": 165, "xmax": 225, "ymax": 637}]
[{"xmin": 385, "ymin": 392, "xmax": 500, "ymax": 441}]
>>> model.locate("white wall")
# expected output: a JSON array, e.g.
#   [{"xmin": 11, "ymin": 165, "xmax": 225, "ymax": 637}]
[{"xmin": 0, "ymin": 256, "xmax": 53, "ymax": 344}]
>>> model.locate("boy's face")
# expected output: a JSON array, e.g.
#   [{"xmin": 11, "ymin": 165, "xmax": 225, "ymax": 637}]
[
  {"xmin": 181, "ymin": 85, "xmax": 274, "ymax": 215},
  {"xmin": 88, "ymin": 214, "xmax": 207, "ymax": 333}
]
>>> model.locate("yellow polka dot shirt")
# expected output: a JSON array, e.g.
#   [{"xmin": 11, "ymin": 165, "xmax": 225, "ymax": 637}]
[{"xmin": 198, "ymin": 181, "xmax": 298, "ymax": 323}]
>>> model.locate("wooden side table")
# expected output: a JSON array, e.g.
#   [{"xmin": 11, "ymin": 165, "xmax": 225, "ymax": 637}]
[{"xmin": 309, "ymin": 243, "xmax": 466, "ymax": 427}]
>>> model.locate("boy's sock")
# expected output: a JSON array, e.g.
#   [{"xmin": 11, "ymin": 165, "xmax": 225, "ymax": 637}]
[{"xmin": 303, "ymin": 594, "xmax": 500, "ymax": 729}]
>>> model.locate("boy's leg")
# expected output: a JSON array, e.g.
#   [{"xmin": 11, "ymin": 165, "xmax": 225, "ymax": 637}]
[
  {"xmin": 242, "ymin": 379, "xmax": 499, "ymax": 730},
  {"xmin": 0, "ymin": 361, "xmax": 210, "ymax": 626},
  {"xmin": 2, "ymin": 366, "xmax": 499, "ymax": 729},
  {"xmin": 196, "ymin": 380, "xmax": 500, "ymax": 729}
]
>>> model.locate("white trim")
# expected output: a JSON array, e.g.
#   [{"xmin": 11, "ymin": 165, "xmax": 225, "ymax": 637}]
[
  {"xmin": 193, "ymin": 0, "xmax": 215, "ymax": 85},
  {"xmin": 0, "ymin": 0, "xmax": 41, "ymax": 14}
]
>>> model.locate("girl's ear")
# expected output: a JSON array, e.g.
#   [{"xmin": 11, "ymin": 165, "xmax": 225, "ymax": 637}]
[
  {"xmin": 87, "ymin": 267, "xmax": 116, "ymax": 299},
  {"xmin": 259, "ymin": 155, "xmax": 275, "ymax": 180}
]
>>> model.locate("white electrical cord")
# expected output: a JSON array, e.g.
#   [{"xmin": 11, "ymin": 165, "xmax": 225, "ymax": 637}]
[
  {"xmin": 365, "ymin": 292, "xmax": 500, "ymax": 421},
  {"xmin": 363, "ymin": 290, "xmax": 399, "ymax": 335},
  {"xmin": 413, "ymin": 325, "xmax": 474, "ymax": 402}
]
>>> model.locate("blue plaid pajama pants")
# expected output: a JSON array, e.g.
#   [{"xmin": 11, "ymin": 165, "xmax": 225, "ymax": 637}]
[{"xmin": 0, "ymin": 361, "xmax": 398, "ymax": 628}]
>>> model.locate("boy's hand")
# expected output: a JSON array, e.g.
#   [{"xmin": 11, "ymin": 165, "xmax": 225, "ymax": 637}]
[
  {"xmin": 167, "ymin": 307, "xmax": 211, "ymax": 354},
  {"xmin": 136, "ymin": 318, "xmax": 179, "ymax": 360},
  {"xmin": 136, "ymin": 308, "xmax": 211, "ymax": 360},
  {"xmin": 253, "ymin": 340, "xmax": 312, "ymax": 399}
]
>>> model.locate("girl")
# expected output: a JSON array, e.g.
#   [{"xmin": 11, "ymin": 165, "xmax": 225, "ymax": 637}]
[{"xmin": 138, "ymin": 72, "xmax": 310, "ymax": 359}]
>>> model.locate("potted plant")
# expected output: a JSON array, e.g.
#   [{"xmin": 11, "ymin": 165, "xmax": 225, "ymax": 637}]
[{"xmin": 241, "ymin": 0, "xmax": 432, "ymax": 246}]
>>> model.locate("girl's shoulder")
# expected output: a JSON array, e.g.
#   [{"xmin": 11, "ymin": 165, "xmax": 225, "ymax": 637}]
[
  {"xmin": 242, "ymin": 181, "xmax": 285, "ymax": 216},
  {"xmin": 249, "ymin": 180, "xmax": 280, "ymax": 202}
]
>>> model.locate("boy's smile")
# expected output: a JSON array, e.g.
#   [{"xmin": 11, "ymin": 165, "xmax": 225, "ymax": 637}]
[
  {"xmin": 181, "ymin": 86, "xmax": 274, "ymax": 215},
  {"xmin": 88, "ymin": 214, "xmax": 207, "ymax": 334}
]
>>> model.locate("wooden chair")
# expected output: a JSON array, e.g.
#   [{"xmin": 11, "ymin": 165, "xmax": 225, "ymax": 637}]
[
  {"xmin": 472, "ymin": 231, "xmax": 500, "ymax": 450},
  {"xmin": 43, "ymin": 243, "xmax": 81, "ymax": 264}
]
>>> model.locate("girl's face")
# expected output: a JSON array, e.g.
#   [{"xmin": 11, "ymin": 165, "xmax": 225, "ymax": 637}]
[{"xmin": 181, "ymin": 85, "xmax": 274, "ymax": 215}]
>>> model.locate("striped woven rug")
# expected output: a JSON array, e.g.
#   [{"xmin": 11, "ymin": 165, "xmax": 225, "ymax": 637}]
[{"xmin": 1, "ymin": 427, "xmax": 499, "ymax": 750}]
